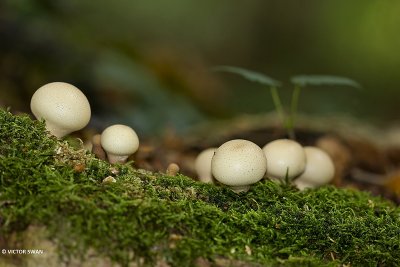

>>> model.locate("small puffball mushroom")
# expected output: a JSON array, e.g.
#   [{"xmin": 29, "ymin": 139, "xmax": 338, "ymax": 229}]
[
  {"xmin": 92, "ymin": 134, "xmax": 107, "ymax": 160},
  {"xmin": 294, "ymin": 146, "xmax": 335, "ymax": 190},
  {"xmin": 211, "ymin": 139, "xmax": 267, "ymax": 193},
  {"xmin": 262, "ymin": 139, "xmax": 306, "ymax": 180},
  {"xmin": 166, "ymin": 163, "xmax": 180, "ymax": 176},
  {"xmin": 194, "ymin": 148, "xmax": 216, "ymax": 183},
  {"xmin": 100, "ymin": 124, "xmax": 139, "ymax": 164},
  {"xmin": 30, "ymin": 82, "xmax": 91, "ymax": 138}
]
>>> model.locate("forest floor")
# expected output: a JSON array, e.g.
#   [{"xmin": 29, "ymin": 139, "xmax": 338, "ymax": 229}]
[{"xmin": 1, "ymin": 109, "xmax": 400, "ymax": 267}]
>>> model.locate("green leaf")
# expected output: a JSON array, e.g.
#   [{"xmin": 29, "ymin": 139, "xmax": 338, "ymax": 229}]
[
  {"xmin": 212, "ymin": 65, "xmax": 282, "ymax": 87},
  {"xmin": 290, "ymin": 75, "xmax": 361, "ymax": 89}
]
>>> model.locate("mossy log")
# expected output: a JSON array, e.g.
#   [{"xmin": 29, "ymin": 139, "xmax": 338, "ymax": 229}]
[{"xmin": 1, "ymin": 109, "xmax": 399, "ymax": 266}]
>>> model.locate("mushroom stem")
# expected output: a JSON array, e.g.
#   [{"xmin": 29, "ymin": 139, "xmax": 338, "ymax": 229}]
[
  {"xmin": 199, "ymin": 175, "xmax": 214, "ymax": 184},
  {"xmin": 45, "ymin": 123, "xmax": 69, "ymax": 138},
  {"xmin": 230, "ymin": 185, "xmax": 251, "ymax": 193},
  {"xmin": 294, "ymin": 180, "xmax": 314, "ymax": 191},
  {"xmin": 106, "ymin": 154, "xmax": 129, "ymax": 164}
]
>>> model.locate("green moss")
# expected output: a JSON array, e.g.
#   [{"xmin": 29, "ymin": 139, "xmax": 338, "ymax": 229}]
[{"xmin": 1, "ymin": 108, "xmax": 400, "ymax": 266}]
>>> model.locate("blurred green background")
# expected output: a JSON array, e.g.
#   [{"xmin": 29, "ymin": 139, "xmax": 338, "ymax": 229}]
[{"xmin": 1, "ymin": 0, "xmax": 400, "ymax": 136}]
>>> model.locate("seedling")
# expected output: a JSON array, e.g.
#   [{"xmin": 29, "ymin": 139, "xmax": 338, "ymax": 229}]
[
  {"xmin": 289, "ymin": 75, "xmax": 361, "ymax": 139},
  {"xmin": 213, "ymin": 66, "xmax": 361, "ymax": 139}
]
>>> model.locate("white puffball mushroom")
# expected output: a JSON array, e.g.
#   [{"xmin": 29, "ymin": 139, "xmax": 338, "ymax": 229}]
[
  {"xmin": 262, "ymin": 139, "xmax": 306, "ymax": 180},
  {"xmin": 211, "ymin": 139, "xmax": 267, "ymax": 192},
  {"xmin": 194, "ymin": 148, "xmax": 216, "ymax": 183},
  {"xmin": 294, "ymin": 146, "xmax": 335, "ymax": 190},
  {"xmin": 30, "ymin": 82, "xmax": 91, "ymax": 138},
  {"xmin": 100, "ymin": 124, "xmax": 139, "ymax": 164}
]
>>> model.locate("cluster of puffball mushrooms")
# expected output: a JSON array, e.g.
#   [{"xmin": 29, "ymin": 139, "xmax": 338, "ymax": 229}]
[
  {"xmin": 30, "ymin": 82, "xmax": 139, "ymax": 164},
  {"xmin": 195, "ymin": 137, "xmax": 335, "ymax": 192},
  {"xmin": 30, "ymin": 82, "xmax": 334, "ymax": 193}
]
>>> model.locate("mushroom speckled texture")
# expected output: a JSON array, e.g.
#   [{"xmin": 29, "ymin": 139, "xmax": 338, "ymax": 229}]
[
  {"xmin": 30, "ymin": 82, "xmax": 91, "ymax": 138},
  {"xmin": 211, "ymin": 139, "xmax": 267, "ymax": 192}
]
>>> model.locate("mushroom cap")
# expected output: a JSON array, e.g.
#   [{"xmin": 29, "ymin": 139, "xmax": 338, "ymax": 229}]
[
  {"xmin": 194, "ymin": 148, "xmax": 216, "ymax": 182},
  {"xmin": 30, "ymin": 82, "xmax": 91, "ymax": 137},
  {"xmin": 100, "ymin": 124, "xmax": 139, "ymax": 156},
  {"xmin": 294, "ymin": 146, "xmax": 335, "ymax": 188},
  {"xmin": 262, "ymin": 139, "xmax": 306, "ymax": 180},
  {"xmin": 211, "ymin": 139, "xmax": 267, "ymax": 187}
]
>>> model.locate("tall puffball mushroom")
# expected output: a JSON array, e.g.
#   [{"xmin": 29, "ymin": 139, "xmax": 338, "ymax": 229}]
[
  {"xmin": 194, "ymin": 148, "xmax": 216, "ymax": 183},
  {"xmin": 211, "ymin": 139, "xmax": 267, "ymax": 192},
  {"xmin": 101, "ymin": 124, "xmax": 139, "ymax": 164},
  {"xmin": 262, "ymin": 139, "xmax": 306, "ymax": 181},
  {"xmin": 30, "ymin": 82, "xmax": 91, "ymax": 138},
  {"xmin": 294, "ymin": 146, "xmax": 335, "ymax": 190}
]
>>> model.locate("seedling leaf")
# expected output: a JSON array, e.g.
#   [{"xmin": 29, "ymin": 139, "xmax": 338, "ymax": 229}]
[
  {"xmin": 212, "ymin": 65, "xmax": 282, "ymax": 87},
  {"xmin": 291, "ymin": 75, "xmax": 361, "ymax": 89}
]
